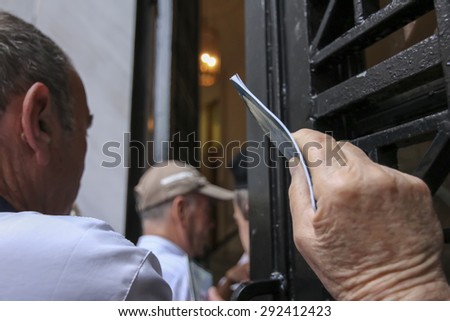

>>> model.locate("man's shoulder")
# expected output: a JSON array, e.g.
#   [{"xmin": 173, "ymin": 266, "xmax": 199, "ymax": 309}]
[
  {"xmin": 2, "ymin": 211, "xmax": 132, "ymax": 246},
  {"xmin": 1, "ymin": 212, "xmax": 129, "ymax": 249},
  {"xmin": 0, "ymin": 212, "xmax": 171, "ymax": 300},
  {"xmin": 1, "ymin": 211, "xmax": 114, "ymax": 232}
]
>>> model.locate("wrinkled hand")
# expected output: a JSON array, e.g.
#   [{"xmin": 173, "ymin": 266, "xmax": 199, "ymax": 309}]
[{"xmin": 289, "ymin": 129, "xmax": 450, "ymax": 300}]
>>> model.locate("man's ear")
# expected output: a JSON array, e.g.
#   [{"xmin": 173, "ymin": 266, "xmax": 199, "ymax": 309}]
[
  {"xmin": 21, "ymin": 82, "xmax": 52, "ymax": 165},
  {"xmin": 172, "ymin": 195, "xmax": 190, "ymax": 228}
]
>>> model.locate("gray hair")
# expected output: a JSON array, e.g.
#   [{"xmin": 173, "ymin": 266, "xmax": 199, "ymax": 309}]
[
  {"xmin": 139, "ymin": 199, "xmax": 172, "ymax": 220},
  {"xmin": 0, "ymin": 11, "xmax": 75, "ymax": 131},
  {"xmin": 138, "ymin": 193, "xmax": 198, "ymax": 220}
]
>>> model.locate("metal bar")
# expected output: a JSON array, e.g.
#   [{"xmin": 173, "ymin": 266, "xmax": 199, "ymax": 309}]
[
  {"xmin": 245, "ymin": 0, "xmax": 275, "ymax": 282},
  {"xmin": 413, "ymin": 122, "xmax": 450, "ymax": 193},
  {"xmin": 266, "ymin": 0, "xmax": 283, "ymax": 279},
  {"xmin": 266, "ymin": 0, "xmax": 282, "ymax": 117},
  {"xmin": 353, "ymin": 111, "xmax": 447, "ymax": 152},
  {"xmin": 348, "ymin": 79, "xmax": 447, "ymax": 137},
  {"xmin": 310, "ymin": 0, "xmax": 336, "ymax": 54},
  {"xmin": 353, "ymin": 0, "xmax": 364, "ymax": 25},
  {"xmin": 285, "ymin": 0, "xmax": 314, "ymax": 131},
  {"xmin": 125, "ymin": 0, "xmax": 158, "ymax": 243},
  {"xmin": 284, "ymin": 0, "xmax": 325, "ymax": 300},
  {"xmin": 264, "ymin": 1, "xmax": 294, "ymax": 295},
  {"xmin": 311, "ymin": 0, "xmax": 434, "ymax": 66},
  {"xmin": 314, "ymin": 35, "xmax": 441, "ymax": 118},
  {"xmin": 169, "ymin": 0, "xmax": 199, "ymax": 166},
  {"xmin": 353, "ymin": 0, "xmax": 379, "ymax": 25},
  {"xmin": 434, "ymin": 0, "xmax": 450, "ymax": 115},
  {"xmin": 232, "ymin": 277, "xmax": 286, "ymax": 300},
  {"xmin": 354, "ymin": 0, "xmax": 380, "ymax": 24},
  {"xmin": 152, "ymin": 0, "xmax": 173, "ymax": 162}
]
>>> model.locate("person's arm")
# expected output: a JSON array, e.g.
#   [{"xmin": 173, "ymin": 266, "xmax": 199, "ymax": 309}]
[
  {"xmin": 288, "ymin": 129, "xmax": 450, "ymax": 300},
  {"xmin": 215, "ymin": 262, "xmax": 250, "ymax": 300}
]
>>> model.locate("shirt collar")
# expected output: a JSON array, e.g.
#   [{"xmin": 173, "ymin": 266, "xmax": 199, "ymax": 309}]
[{"xmin": 137, "ymin": 235, "xmax": 187, "ymax": 256}]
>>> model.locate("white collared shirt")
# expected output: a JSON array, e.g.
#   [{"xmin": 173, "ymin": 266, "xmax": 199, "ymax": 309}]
[
  {"xmin": 137, "ymin": 235, "xmax": 192, "ymax": 300},
  {"xmin": 0, "ymin": 212, "xmax": 171, "ymax": 300}
]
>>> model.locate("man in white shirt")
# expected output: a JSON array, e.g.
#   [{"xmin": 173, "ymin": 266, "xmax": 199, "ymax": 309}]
[
  {"xmin": 0, "ymin": 11, "xmax": 171, "ymax": 300},
  {"xmin": 135, "ymin": 160, "xmax": 233, "ymax": 300}
]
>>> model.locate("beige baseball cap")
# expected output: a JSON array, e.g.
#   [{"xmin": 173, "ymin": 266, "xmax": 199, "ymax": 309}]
[{"xmin": 135, "ymin": 160, "xmax": 234, "ymax": 212}]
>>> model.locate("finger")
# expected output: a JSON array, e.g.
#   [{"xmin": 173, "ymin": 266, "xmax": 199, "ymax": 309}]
[
  {"xmin": 288, "ymin": 158, "xmax": 316, "ymax": 247},
  {"xmin": 293, "ymin": 128, "xmax": 345, "ymax": 172},
  {"xmin": 292, "ymin": 129, "xmax": 373, "ymax": 197},
  {"xmin": 293, "ymin": 129, "xmax": 373, "ymax": 166},
  {"xmin": 339, "ymin": 139, "xmax": 373, "ymax": 164},
  {"xmin": 292, "ymin": 129, "xmax": 344, "ymax": 201}
]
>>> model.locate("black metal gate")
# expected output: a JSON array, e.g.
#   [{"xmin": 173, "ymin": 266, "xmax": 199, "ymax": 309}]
[{"xmin": 242, "ymin": 0, "xmax": 450, "ymax": 300}]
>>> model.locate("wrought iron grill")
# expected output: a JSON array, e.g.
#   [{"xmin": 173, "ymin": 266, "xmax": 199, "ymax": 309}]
[{"xmin": 243, "ymin": 0, "xmax": 450, "ymax": 300}]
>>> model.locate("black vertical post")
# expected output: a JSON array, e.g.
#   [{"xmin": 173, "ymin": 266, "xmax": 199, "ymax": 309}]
[
  {"xmin": 169, "ymin": 0, "xmax": 200, "ymax": 167},
  {"xmin": 245, "ymin": 0, "xmax": 274, "ymax": 285},
  {"xmin": 125, "ymin": 0, "xmax": 157, "ymax": 243},
  {"xmin": 265, "ymin": 0, "xmax": 290, "ymax": 287},
  {"xmin": 244, "ymin": 0, "xmax": 326, "ymax": 300},
  {"xmin": 284, "ymin": 0, "xmax": 331, "ymax": 300}
]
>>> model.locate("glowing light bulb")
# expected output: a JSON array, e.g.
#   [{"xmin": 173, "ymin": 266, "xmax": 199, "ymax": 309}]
[
  {"xmin": 201, "ymin": 53, "xmax": 211, "ymax": 63},
  {"xmin": 207, "ymin": 56, "xmax": 217, "ymax": 67},
  {"xmin": 199, "ymin": 51, "xmax": 220, "ymax": 87}
]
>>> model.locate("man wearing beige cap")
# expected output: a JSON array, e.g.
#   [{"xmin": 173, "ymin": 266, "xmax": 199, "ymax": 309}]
[{"xmin": 135, "ymin": 160, "xmax": 233, "ymax": 300}]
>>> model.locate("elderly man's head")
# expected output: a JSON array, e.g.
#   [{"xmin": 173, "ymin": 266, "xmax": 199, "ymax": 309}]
[
  {"xmin": 135, "ymin": 160, "xmax": 233, "ymax": 257},
  {"xmin": 0, "ymin": 12, "xmax": 92, "ymax": 214}
]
